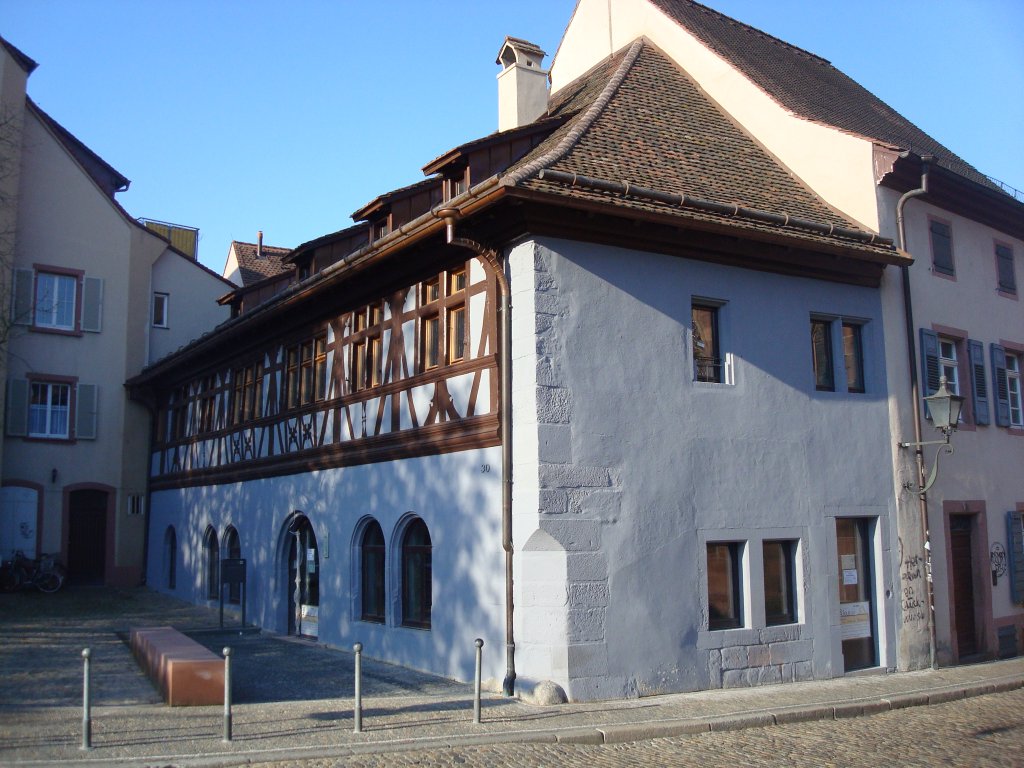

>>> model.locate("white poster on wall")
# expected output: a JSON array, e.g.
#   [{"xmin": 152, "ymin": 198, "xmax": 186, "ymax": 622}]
[
  {"xmin": 840, "ymin": 601, "xmax": 871, "ymax": 640},
  {"xmin": 0, "ymin": 486, "xmax": 38, "ymax": 560}
]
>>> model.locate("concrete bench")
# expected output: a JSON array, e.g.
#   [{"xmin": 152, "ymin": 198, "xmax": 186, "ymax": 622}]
[{"xmin": 130, "ymin": 626, "xmax": 223, "ymax": 706}]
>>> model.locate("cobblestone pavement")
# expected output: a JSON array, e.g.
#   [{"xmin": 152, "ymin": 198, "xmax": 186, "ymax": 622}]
[
  {"xmin": 253, "ymin": 687, "xmax": 1024, "ymax": 767},
  {"xmin": 3, "ymin": 587, "xmax": 1024, "ymax": 767}
]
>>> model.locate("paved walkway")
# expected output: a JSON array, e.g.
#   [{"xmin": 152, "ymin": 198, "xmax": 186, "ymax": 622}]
[{"xmin": 1, "ymin": 587, "xmax": 1022, "ymax": 767}]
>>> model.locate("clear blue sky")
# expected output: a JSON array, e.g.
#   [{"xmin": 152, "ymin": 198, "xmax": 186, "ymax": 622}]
[{"xmin": 3, "ymin": 1, "xmax": 1021, "ymax": 275}]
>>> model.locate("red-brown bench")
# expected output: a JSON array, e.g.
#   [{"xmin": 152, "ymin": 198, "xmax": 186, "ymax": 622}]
[{"xmin": 130, "ymin": 626, "xmax": 223, "ymax": 706}]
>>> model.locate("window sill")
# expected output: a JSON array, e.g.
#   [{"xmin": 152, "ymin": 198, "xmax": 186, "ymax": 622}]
[
  {"xmin": 22, "ymin": 435, "xmax": 76, "ymax": 444},
  {"xmin": 930, "ymin": 267, "xmax": 957, "ymax": 282},
  {"xmin": 30, "ymin": 325, "xmax": 83, "ymax": 337},
  {"xmin": 692, "ymin": 380, "xmax": 735, "ymax": 390},
  {"xmin": 697, "ymin": 627, "xmax": 759, "ymax": 649},
  {"xmin": 997, "ymin": 289, "xmax": 1019, "ymax": 301},
  {"xmin": 399, "ymin": 622, "xmax": 431, "ymax": 632}
]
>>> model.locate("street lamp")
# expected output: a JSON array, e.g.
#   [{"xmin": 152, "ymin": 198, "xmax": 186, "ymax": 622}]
[{"xmin": 899, "ymin": 376, "xmax": 965, "ymax": 496}]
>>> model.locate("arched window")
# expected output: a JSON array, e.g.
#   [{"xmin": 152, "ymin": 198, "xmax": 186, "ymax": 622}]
[
  {"xmin": 223, "ymin": 526, "xmax": 241, "ymax": 604},
  {"xmin": 163, "ymin": 526, "xmax": 176, "ymax": 589},
  {"xmin": 360, "ymin": 520, "xmax": 385, "ymax": 623},
  {"xmin": 203, "ymin": 525, "xmax": 219, "ymax": 600},
  {"xmin": 401, "ymin": 518, "xmax": 431, "ymax": 629}
]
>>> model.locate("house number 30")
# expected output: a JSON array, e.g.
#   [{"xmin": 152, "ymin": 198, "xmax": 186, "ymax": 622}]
[{"xmin": 480, "ymin": 464, "xmax": 491, "ymax": 473}]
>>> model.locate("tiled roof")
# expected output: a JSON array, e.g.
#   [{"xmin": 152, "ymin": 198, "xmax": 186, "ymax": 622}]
[
  {"xmin": 649, "ymin": 0, "xmax": 998, "ymax": 191},
  {"xmin": 232, "ymin": 241, "xmax": 293, "ymax": 286},
  {"xmin": 506, "ymin": 41, "xmax": 895, "ymax": 257}
]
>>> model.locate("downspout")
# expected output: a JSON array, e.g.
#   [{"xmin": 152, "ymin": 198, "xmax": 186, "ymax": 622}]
[
  {"xmin": 895, "ymin": 154, "xmax": 937, "ymax": 670},
  {"xmin": 440, "ymin": 211, "xmax": 516, "ymax": 696}
]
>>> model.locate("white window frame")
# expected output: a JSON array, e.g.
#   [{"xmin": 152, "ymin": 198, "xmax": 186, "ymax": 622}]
[
  {"xmin": 152, "ymin": 292, "xmax": 169, "ymax": 328},
  {"xmin": 939, "ymin": 337, "xmax": 960, "ymax": 396},
  {"xmin": 29, "ymin": 381, "xmax": 71, "ymax": 439},
  {"xmin": 1007, "ymin": 353, "xmax": 1023, "ymax": 428},
  {"xmin": 34, "ymin": 272, "xmax": 77, "ymax": 330}
]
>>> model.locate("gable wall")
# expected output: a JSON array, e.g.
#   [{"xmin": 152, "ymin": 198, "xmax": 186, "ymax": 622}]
[{"xmin": 550, "ymin": 0, "xmax": 880, "ymax": 232}]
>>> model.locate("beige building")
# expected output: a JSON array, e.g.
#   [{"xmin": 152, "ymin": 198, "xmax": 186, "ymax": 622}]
[{"xmin": 0, "ymin": 36, "xmax": 233, "ymax": 585}]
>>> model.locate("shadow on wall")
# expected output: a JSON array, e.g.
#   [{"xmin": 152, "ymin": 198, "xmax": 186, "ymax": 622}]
[{"xmin": 159, "ymin": 446, "xmax": 503, "ymax": 682}]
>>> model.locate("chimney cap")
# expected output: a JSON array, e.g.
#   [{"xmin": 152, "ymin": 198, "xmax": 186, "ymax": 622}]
[{"xmin": 496, "ymin": 36, "xmax": 547, "ymax": 70}]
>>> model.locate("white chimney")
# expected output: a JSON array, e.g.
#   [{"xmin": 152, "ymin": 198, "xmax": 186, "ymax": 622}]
[{"xmin": 496, "ymin": 37, "xmax": 549, "ymax": 131}]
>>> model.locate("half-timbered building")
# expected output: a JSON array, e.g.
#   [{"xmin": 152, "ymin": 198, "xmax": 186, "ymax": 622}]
[{"xmin": 127, "ymin": 6, "xmax": 988, "ymax": 700}]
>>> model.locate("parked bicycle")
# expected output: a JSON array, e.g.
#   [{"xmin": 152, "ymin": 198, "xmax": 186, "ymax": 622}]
[{"xmin": 0, "ymin": 551, "xmax": 66, "ymax": 593}]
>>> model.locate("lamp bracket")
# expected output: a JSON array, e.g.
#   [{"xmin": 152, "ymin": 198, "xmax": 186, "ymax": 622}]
[{"xmin": 901, "ymin": 443, "xmax": 954, "ymax": 497}]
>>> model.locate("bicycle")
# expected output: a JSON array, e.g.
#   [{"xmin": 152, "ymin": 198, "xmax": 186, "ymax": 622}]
[{"xmin": 0, "ymin": 551, "xmax": 66, "ymax": 593}]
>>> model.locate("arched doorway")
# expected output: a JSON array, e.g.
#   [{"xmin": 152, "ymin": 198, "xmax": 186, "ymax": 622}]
[
  {"xmin": 223, "ymin": 526, "xmax": 241, "ymax": 604},
  {"xmin": 66, "ymin": 488, "xmax": 109, "ymax": 584},
  {"xmin": 203, "ymin": 526, "xmax": 219, "ymax": 600},
  {"xmin": 163, "ymin": 526, "xmax": 177, "ymax": 589},
  {"xmin": 285, "ymin": 514, "xmax": 319, "ymax": 638}
]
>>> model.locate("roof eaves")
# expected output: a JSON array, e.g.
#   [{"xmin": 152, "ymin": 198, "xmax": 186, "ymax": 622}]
[
  {"xmin": 0, "ymin": 35, "xmax": 38, "ymax": 74},
  {"xmin": 351, "ymin": 177, "xmax": 441, "ymax": 221},
  {"xmin": 421, "ymin": 116, "xmax": 571, "ymax": 176},
  {"xmin": 27, "ymin": 98, "xmax": 129, "ymax": 196}
]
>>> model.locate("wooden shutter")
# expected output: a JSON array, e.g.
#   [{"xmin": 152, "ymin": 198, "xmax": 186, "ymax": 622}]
[
  {"xmin": 81, "ymin": 277, "xmax": 103, "ymax": 333},
  {"xmin": 919, "ymin": 329, "xmax": 940, "ymax": 419},
  {"xmin": 75, "ymin": 383, "xmax": 98, "ymax": 440},
  {"xmin": 12, "ymin": 269, "xmax": 34, "ymax": 326},
  {"xmin": 968, "ymin": 339, "xmax": 989, "ymax": 425},
  {"xmin": 1007, "ymin": 511, "xmax": 1024, "ymax": 604},
  {"xmin": 992, "ymin": 343, "xmax": 1011, "ymax": 427},
  {"xmin": 5, "ymin": 379, "xmax": 29, "ymax": 436}
]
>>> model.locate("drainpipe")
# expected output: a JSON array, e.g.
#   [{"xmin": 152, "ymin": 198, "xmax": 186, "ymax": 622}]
[
  {"xmin": 895, "ymin": 154, "xmax": 937, "ymax": 670},
  {"xmin": 439, "ymin": 211, "xmax": 516, "ymax": 696}
]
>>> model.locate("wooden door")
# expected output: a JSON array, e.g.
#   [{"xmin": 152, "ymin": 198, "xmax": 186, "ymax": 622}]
[
  {"xmin": 949, "ymin": 515, "xmax": 978, "ymax": 658},
  {"xmin": 67, "ymin": 490, "xmax": 107, "ymax": 584}
]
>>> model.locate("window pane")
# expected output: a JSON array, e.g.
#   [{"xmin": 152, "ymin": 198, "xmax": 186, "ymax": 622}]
[
  {"xmin": 811, "ymin": 320, "xmax": 834, "ymax": 391},
  {"xmin": 153, "ymin": 293, "xmax": 168, "ymax": 327},
  {"xmin": 764, "ymin": 540, "xmax": 797, "ymax": 626},
  {"xmin": 1009, "ymin": 355, "xmax": 1023, "ymax": 427},
  {"xmin": 692, "ymin": 304, "xmax": 720, "ymax": 383},
  {"xmin": 28, "ymin": 382, "xmax": 70, "ymax": 438},
  {"xmin": 352, "ymin": 342, "xmax": 366, "ymax": 391},
  {"xmin": 402, "ymin": 519, "xmax": 432, "ymax": 628},
  {"xmin": 449, "ymin": 268, "xmax": 466, "ymax": 293},
  {"xmin": 939, "ymin": 339, "xmax": 960, "ymax": 395},
  {"xmin": 448, "ymin": 306, "xmax": 466, "ymax": 362},
  {"xmin": 314, "ymin": 337, "xmax": 328, "ymax": 400},
  {"xmin": 842, "ymin": 323, "xmax": 864, "ymax": 393},
  {"xmin": 707, "ymin": 542, "xmax": 741, "ymax": 630},
  {"xmin": 361, "ymin": 522, "xmax": 386, "ymax": 623},
  {"xmin": 35, "ymin": 273, "xmax": 77, "ymax": 329},
  {"xmin": 423, "ymin": 316, "xmax": 439, "ymax": 369}
]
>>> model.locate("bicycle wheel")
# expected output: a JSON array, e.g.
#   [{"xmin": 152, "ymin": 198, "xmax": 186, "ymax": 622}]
[
  {"xmin": 0, "ymin": 565, "xmax": 17, "ymax": 592},
  {"xmin": 35, "ymin": 571, "xmax": 63, "ymax": 593}
]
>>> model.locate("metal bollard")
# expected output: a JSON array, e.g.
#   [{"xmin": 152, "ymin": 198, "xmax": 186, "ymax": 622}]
[
  {"xmin": 81, "ymin": 648, "xmax": 92, "ymax": 750},
  {"xmin": 353, "ymin": 642, "xmax": 363, "ymax": 733},
  {"xmin": 222, "ymin": 647, "xmax": 232, "ymax": 742},
  {"xmin": 473, "ymin": 638, "xmax": 484, "ymax": 724}
]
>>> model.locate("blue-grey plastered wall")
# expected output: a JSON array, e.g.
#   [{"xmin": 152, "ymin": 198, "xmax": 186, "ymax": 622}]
[
  {"xmin": 147, "ymin": 447, "xmax": 503, "ymax": 684},
  {"xmin": 511, "ymin": 237, "xmax": 898, "ymax": 700}
]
